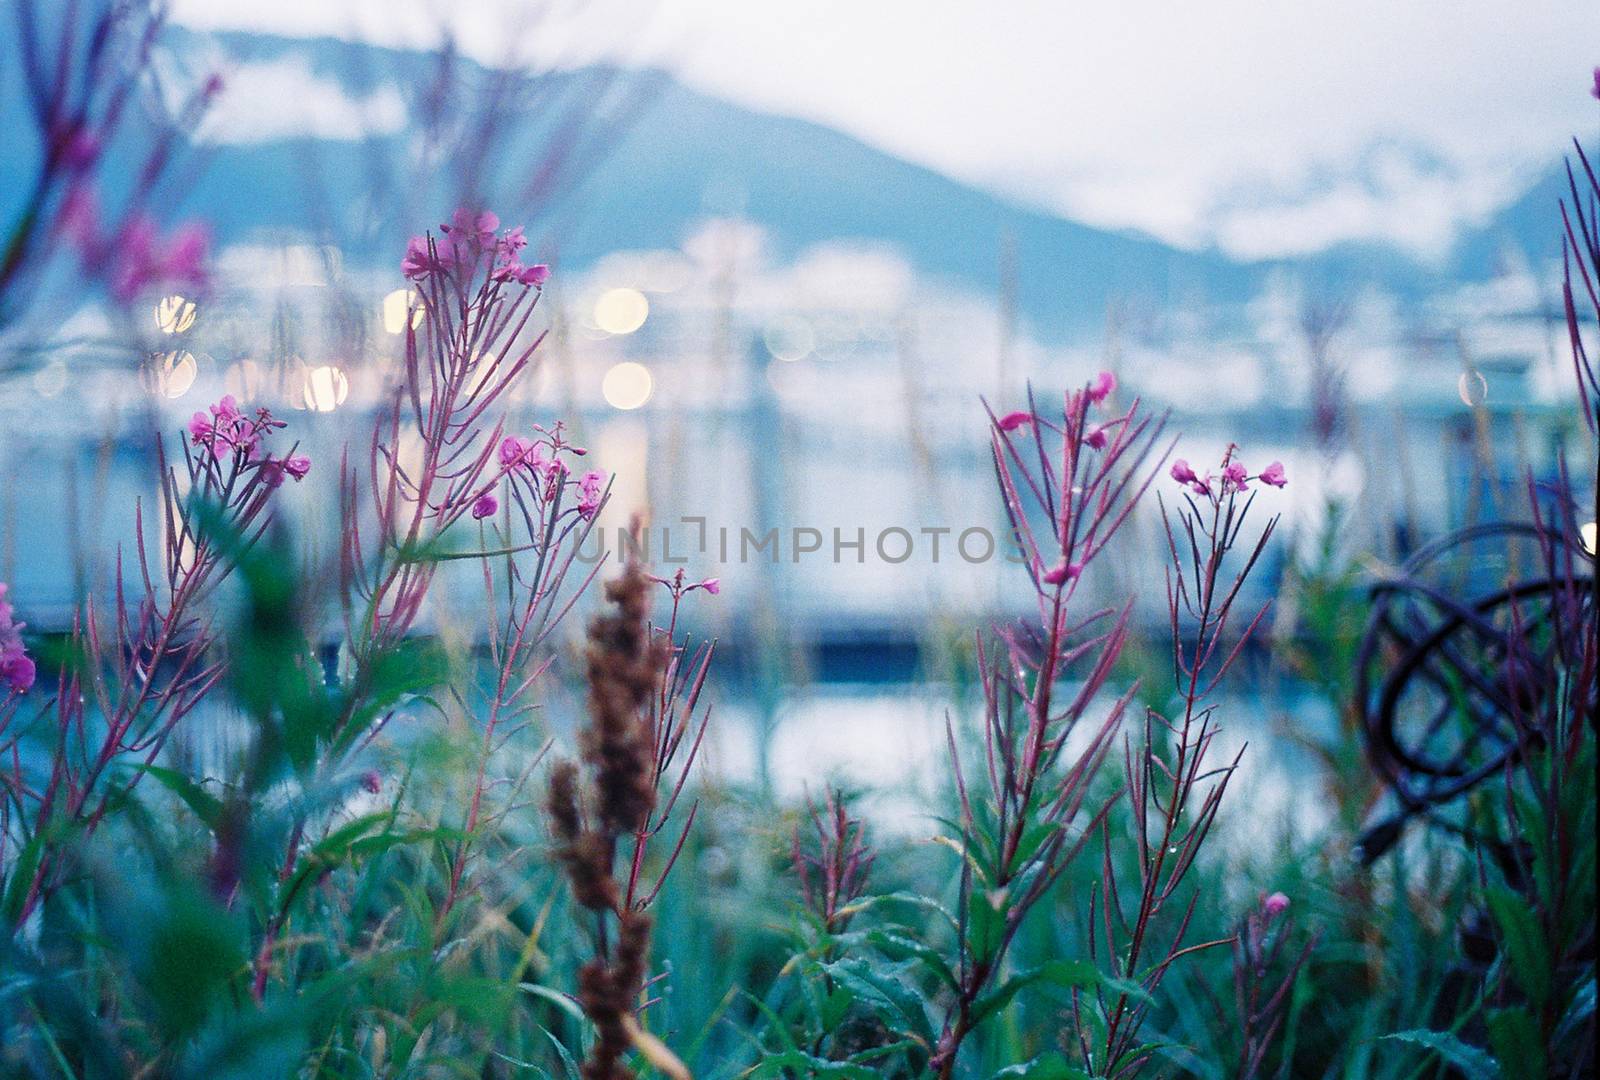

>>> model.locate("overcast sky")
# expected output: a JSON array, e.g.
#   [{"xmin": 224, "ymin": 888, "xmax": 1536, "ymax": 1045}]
[{"xmin": 171, "ymin": 0, "xmax": 1600, "ymax": 258}]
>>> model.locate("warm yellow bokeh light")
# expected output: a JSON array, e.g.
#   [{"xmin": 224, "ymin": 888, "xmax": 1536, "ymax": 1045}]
[
  {"xmin": 155, "ymin": 295, "xmax": 197, "ymax": 335},
  {"xmin": 601, "ymin": 361, "xmax": 653, "ymax": 410},
  {"xmin": 156, "ymin": 351, "xmax": 197, "ymax": 398},
  {"xmin": 593, "ymin": 287, "xmax": 649, "ymax": 335},
  {"xmin": 382, "ymin": 289, "xmax": 424, "ymax": 334},
  {"xmin": 303, "ymin": 365, "xmax": 350, "ymax": 412}
]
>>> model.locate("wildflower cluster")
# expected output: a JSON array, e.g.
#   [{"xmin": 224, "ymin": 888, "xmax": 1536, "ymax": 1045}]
[
  {"xmin": 481, "ymin": 422, "xmax": 607, "ymax": 522},
  {"xmin": 187, "ymin": 394, "xmax": 311, "ymax": 486},
  {"xmin": 402, "ymin": 208, "xmax": 551, "ymax": 286},
  {"xmin": 1170, "ymin": 448, "xmax": 1287, "ymax": 498},
  {"xmin": 0, "ymin": 583, "xmax": 34, "ymax": 694},
  {"xmin": 990, "ymin": 370, "xmax": 1143, "ymax": 590}
]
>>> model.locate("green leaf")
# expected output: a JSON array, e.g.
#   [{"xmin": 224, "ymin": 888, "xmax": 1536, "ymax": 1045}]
[
  {"xmin": 969, "ymin": 960, "xmax": 1150, "ymax": 1031},
  {"xmin": 520, "ymin": 983, "xmax": 587, "ymax": 1026},
  {"xmin": 852, "ymin": 890, "xmax": 959, "ymax": 932},
  {"xmin": 1486, "ymin": 1008, "xmax": 1544, "ymax": 1079},
  {"xmin": 1, "ymin": 832, "xmax": 44, "ymax": 925},
  {"xmin": 967, "ymin": 886, "xmax": 1008, "ymax": 964},
  {"xmin": 989, "ymin": 1051, "xmax": 1094, "ymax": 1079},
  {"xmin": 864, "ymin": 929, "xmax": 959, "ymax": 990},
  {"xmin": 745, "ymin": 1051, "xmax": 884, "ymax": 1078},
  {"xmin": 538, "ymin": 1024, "xmax": 583, "ymax": 1080},
  {"xmin": 1553, "ymin": 975, "xmax": 1597, "ymax": 1050},
  {"xmin": 1486, "ymin": 887, "xmax": 1551, "ymax": 1012},
  {"xmin": 816, "ymin": 958, "xmax": 935, "ymax": 1049},
  {"xmin": 737, "ymin": 987, "xmax": 801, "ymax": 1055},
  {"xmin": 1382, "ymin": 1029, "xmax": 1500, "ymax": 1080},
  {"xmin": 137, "ymin": 765, "xmax": 225, "ymax": 830}
]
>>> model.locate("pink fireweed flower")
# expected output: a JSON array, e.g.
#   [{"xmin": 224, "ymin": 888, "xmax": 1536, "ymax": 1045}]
[
  {"xmin": 692, "ymin": 577, "xmax": 720, "ymax": 595},
  {"xmin": 1222, "ymin": 460, "xmax": 1249, "ymax": 493},
  {"xmin": 1258, "ymin": 460, "xmax": 1288, "ymax": 488},
  {"xmin": 996, "ymin": 410, "xmax": 1033, "ymax": 432},
  {"xmin": 1170, "ymin": 459, "xmax": 1198, "ymax": 485},
  {"xmin": 1, "ymin": 644, "xmax": 35, "ymax": 694},
  {"xmin": 499, "ymin": 435, "xmax": 536, "ymax": 468},
  {"xmin": 401, "ymin": 235, "xmax": 434, "ymax": 279},
  {"xmin": 497, "ymin": 225, "xmax": 527, "ymax": 257},
  {"xmin": 1082, "ymin": 422, "xmax": 1109, "ymax": 450},
  {"xmin": 445, "ymin": 208, "xmax": 499, "ymax": 246},
  {"xmin": 261, "ymin": 452, "xmax": 312, "ymax": 487},
  {"xmin": 1087, "ymin": 370, "xmax": 1117, "ymax": 405},
  {"xmin": 1190, "ymin": 474, "xmax": 1214, "ymax": 497},
  {"xmin": 191, "ymin": 395, "xmax": 247, "ymax": 457},
  {"xmin": 1262, "ymin": 891, "xmax": 1290, "ymax": 920},
  {"xmin": 518, "ymin": 263, "xmax": 550, "ymax": 287},
  {"xmin": 471, "ymin": 492, "xmax": 499, "ymax": 520},
  {"xmin": 0, "ymin": 584, "xmax": 34, "ymax": 694},
  {"xmin": 576, "ymin": 470, "xmax": 606, "ymax": 519},
  {"xmin": 1041, "ymin": 559, "xmax": 1082, "ymax": 586},
  {"xmin": 361, "ymin": 770, "xmax": 383, "ymax": 794},
  {"xmin": 189, "ymin": 397, "xmax": 289, "ymax": 469}
]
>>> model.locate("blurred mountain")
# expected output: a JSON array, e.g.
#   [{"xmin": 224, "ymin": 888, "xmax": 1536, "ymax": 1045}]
[
  {"xmin": 1449, "ymin": 163, "xmax": 1574, "ymax": 282},
  {"xmin": 0, "ymin": 25, "xmax": 1579, "ymax": 339}
]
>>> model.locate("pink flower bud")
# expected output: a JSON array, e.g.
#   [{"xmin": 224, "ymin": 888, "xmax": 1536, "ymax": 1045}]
[
  {"xmin": 1258, "ymin": 461, "xmax": 1288, "ymax": 488},
  {"xmin": 996, "ymin": 410, "xmax": 1033, "ymax": 432},
  {"xmin": 360, "ymin": 770, "xmax": 382, "ymax": 794},
  {"xmin": 471, "ymin": 493, "xmax": 499, "ymax": 520},
  {"xmin": 1170, "ymin": 459, "xmax": 1197, "ymax": 484},
  {"xmin": 1087, "ymin": 370, "xmax": 1117, "ymax": 404},
  {"xmin": 1041, "ymin": 560, "xmax": 1082, "ymax": 586},
  {"xmin": 1262, "ymin": 891, "xmax": 1289, "ymax": 920}
]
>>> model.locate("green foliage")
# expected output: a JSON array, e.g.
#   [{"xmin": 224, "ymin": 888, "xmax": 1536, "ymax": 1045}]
[{"xmin": 0, "ymin": 471, "xmax": 1591, "ymax": 1080}]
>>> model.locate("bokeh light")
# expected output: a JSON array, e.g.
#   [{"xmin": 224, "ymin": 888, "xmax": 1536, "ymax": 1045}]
[
  {"xmin": 154, "ymin": 295, "xmax": 197, "ymax": 335},
  {"xmin": 302, "ymin": 365, "xmax": 350, "ymax": 412},
  {"xmin": 382, "ymin": 289, "xmax": 424, "ymax": 334},
  {"xmin": 593, "ymin": 287, "xmax": 649, "ymax": 334},
  {"xmin": 601, "ymin": 361, "xmax": 653, "ymax": 410},
  {"xmin": 148, "ymin": 350, "xmax": 198, "ymax": 398}
]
